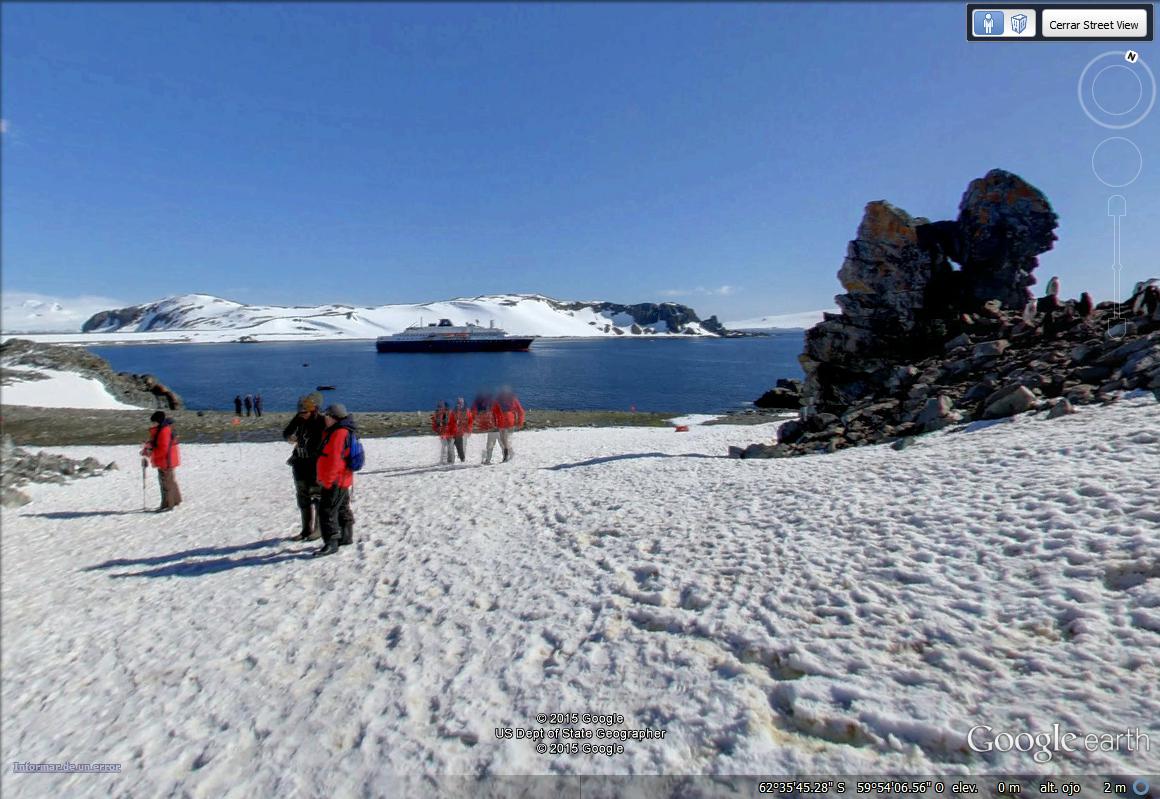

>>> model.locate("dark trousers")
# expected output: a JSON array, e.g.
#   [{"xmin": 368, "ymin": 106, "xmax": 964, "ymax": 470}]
[
  {"xmin": 319, "ymin": 485, "xmax": 354, "ymax": 544},
  {"xmin": 294, "ymin": 477, "xmax": 321, "ymax": 510},
  {"xmin": 453, "ymin": 436, "xmax": 466, "ymax": 462},
  {"xmin": 157, "ymin": 468, "xmax": 182, "ymax": 509}
]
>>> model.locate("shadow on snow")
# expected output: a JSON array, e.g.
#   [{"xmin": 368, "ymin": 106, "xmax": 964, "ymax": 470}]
[
  {"xmin": 22, "ymin": 509, "xmax": 149, "ymax": 520},
  {"xmin": 545, "ymin": 452, "xmax": 725, "ymax": 470},
  {"xmin": 82, "ymin": 537, "xmax": 315, "ymax": 578}
]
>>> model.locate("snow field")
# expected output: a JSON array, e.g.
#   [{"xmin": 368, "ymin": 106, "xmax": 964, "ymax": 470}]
[
  {"xmin": 0, "ymin": 369, "xmax": 140, "ymax": 410},
  {"xmin": 1, "ymin": 395, "xmax": 1158, "ymax": 797}
]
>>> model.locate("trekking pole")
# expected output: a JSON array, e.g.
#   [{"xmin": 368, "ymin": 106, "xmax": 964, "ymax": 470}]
[{"xmin": 141, "ymin": 459, "xmax": 147, "ymax": 511}]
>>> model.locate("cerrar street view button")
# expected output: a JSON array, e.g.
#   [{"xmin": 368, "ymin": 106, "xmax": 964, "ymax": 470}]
[{"xmin": 1043, "ymin": 8, "xmax": 1148, "ymax": 37}]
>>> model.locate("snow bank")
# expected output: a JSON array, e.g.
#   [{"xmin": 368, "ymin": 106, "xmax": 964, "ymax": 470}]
[
  {"xmin": 2, "ymin": 396, "xmax": 1157, "ymax": 795},
  {"xmin": 723, "ymin": 309, "xmax": 837, "ymax": 331},
  {"xmin": 1, "ymin": 368, "xmax": 139, "ymax": 410}
]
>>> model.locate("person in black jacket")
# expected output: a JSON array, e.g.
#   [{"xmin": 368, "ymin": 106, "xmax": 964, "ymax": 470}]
[
  {"xmin": 254, "ymin": 394, "xmax": 263, "ymax": 417},
  {"xmin": 234, "ymin": 395, "xmax": 243, "ymax": 416},
  {"xmin": 244, "ymin": 394, "xmax": 253, "ymax": 417},
  {"xmin": 283, "ymin": 393, "xmax": 327, "ymax": 540}
]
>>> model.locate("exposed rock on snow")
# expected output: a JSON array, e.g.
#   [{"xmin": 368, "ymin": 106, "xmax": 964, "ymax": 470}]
[
  {"xmin": 740, "ymin": 170, "xmax": 1159, "ymax": 459},
  {"xmin": 1, "ymin": 339, "xmax": 183, "ymax": 409},
  {"xmin": 1, "ymin": 435, "xmax": 117, "ymax": 507}
]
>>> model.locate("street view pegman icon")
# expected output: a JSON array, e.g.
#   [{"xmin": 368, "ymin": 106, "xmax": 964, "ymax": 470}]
[{"xmin": 973, "ymin": 10, "xmax": 1005, "ymax": 36}]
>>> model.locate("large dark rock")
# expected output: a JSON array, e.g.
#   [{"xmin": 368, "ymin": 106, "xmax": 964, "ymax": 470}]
[
  {"xmin": 956, "ymin": 169, "xmax": 1058, "ymax": 309},
  {"xmin": 799, "ymin": 170, "xmax": 1058, "ymax": 418}
]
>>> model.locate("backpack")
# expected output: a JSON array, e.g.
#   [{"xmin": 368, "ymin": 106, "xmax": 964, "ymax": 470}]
[{"xmin": 343, "ymin": 429, "xmax": 366, "ymax": 472}]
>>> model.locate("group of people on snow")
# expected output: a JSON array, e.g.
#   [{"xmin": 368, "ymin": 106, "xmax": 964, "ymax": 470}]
[
  {"xmin": 282, "ymin": 392, "xmax": 358, "ymax": 558},
  {"xmin": 141, "ymin": 386, "xmax": 527, "ymax": 559},
  {"xmin": 430, "ymin": 388, "xmax": 525, "ymax": 465},
  {"xmin": 233, "ymin": 393, "xmax": 263, "ymax": 417}
]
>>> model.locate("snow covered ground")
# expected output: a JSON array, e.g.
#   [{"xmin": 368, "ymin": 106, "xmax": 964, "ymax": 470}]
[
  {"xmin": 0, "ymin": 368, "xmax": 139, "ymax": 410},
  {"xmin": 722, "ymin": 309, "xmax": 837, "ymax": 331},
  {"xmin": 2, "ymin": 396, "xmax": 1158, "ymax": 796}
]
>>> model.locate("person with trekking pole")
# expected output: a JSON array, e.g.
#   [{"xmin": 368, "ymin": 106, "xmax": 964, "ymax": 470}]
[{"xmin": 141, "ymin": 410, "xmax": 182, "ymax": 512}]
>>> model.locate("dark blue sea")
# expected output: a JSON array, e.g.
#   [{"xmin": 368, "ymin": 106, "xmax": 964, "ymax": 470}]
[{"xmin": 88, "ymin": 334, "xmax": 805, "ymax": 414}]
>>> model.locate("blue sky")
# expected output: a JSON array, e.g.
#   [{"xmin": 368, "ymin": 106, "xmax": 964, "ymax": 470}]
[{"xmin": 2, "ymin": 2, "xmax": 1157, "ymax": 320}]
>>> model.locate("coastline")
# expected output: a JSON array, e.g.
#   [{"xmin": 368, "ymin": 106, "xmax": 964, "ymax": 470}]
[{"xmin": 0, "ymin": 405, "xmax": 791, "ymax": 447}]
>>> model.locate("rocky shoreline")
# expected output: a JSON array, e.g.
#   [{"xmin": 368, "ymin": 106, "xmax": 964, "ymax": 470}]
[
  {"xmin": 1, "ymin": 338, "xmax": 185, "ymax": 410},
  {"xmin": 0, "ymin": 405, "xmax": 712, "ymax": 448},
  {"xmin": 735, "ymin": 169, "xmax": 1160, "ymax": 459}
]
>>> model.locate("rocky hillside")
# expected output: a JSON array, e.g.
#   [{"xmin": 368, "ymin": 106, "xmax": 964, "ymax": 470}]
[
  {"xmin": 735, "ymin": 169, "xmax": 1160, "ymax": 458},
  {"xmin": 0, "ymin": 339, "xmax": 184, "ymax": 410}
]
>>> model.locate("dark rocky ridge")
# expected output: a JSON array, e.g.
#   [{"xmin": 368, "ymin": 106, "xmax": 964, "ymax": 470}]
[
  {"xmin": 533, "ymin": 298, "xmax": 727, "ymax": 335},
  {"xmin": 734, "ymin": 169, "xmax": 1160, "ymax": 459},
  {"xmin": 1, "ymin": 339, "xmax": 184, "ymax": 410}
]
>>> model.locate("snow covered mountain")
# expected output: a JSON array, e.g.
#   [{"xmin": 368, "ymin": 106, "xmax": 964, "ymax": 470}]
[
  {"xmin": 722, "ymin": 309, "xmax": 837, "ymax": 331},
  {"xmin": 74, "ymin": 293, "xmax": 727, "ymax": 342},
  {"xmin": 0, "ymin": 292, "xmax": 126, "ymax": 334}
]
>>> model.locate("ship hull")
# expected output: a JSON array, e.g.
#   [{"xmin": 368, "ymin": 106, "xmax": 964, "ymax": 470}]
[{"xmin": 375, "ymin": 337, "xmax": 534, "ymax": 353}]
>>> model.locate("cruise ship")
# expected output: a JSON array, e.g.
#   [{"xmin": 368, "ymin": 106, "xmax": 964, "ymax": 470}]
[{"xmin": 375, "ymin": 319, "xmax": 535, "ymax": 353}]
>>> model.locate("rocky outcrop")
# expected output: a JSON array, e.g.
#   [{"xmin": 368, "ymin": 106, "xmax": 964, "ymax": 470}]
[
  {"xmin": 731, "ymin": 169, "xmax": 1157, "ymax": 459},
  {"xmin": 1, "ymin": 435, "xmax": 118, "ymax": 506},
  {"xmin": 799, "ymin": 170, "xmax": 1059, "ymax": 418},
  {"xmin": 754, "ymin": 378, "xmax": 802, "ymax": 410},
  {"xmin": 82, "ymin": 305, "xmax": 149, "ymax": 333},
  {"xmin": 551, "ymin": 299, "xmax": 727, "ymax": 335},
  {"xmin": 0, "ymin": 339, "xmax": 184, "ymax": 409}
]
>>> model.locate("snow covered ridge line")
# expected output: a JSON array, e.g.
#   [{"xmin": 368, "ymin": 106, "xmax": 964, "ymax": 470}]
[{"xmin": 52, "ymin": 293, "xmax": 737, "ymax": 342}]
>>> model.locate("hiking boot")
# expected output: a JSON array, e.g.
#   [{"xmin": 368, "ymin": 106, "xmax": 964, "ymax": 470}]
[
  {"xmin": 339, "ymin": 524, "xmax": 354, "ymax": 546},
  {"xmin": 297, "ymin": 507, "xmax": 321, "ymax": 541},
  {"xmin": 312, "ymin": 540, "xmax": 339, "ymax": 558}
]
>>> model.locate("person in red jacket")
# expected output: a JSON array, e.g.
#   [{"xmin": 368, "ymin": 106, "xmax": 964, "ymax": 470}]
[
  {"xmin": 471, "ymin": 392, "xmax": 498, "ymax": 464},
  {"xmin": 431, "ymin": 400, "xmax": 454, "ymax": 464},
  {"xmin": 490, "ymin": 386, "xmax": 525, "ymax": 463},
  {"xmin": 313, "ymin": 403, "xmax": 356, "ymax": 558},
  {"xmin": 141, "ymin": 410, "xmax": 182, "ymax": 512},
  {"xmin": 449, "ymin": 397, "xmax": 473, "ymax": 463}
]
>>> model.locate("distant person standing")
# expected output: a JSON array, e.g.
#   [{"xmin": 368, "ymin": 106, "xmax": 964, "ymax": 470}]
[
  {"xmin": 431, "ymin": 401, "xmax": 454, "ymax": 464},
  {"xmin": 314, "ymin": 404, "xmax": 357, "ymax": 557},
  {"xmin": 283, "ymin": 394, "xmax": 327, "ymax": 540},
  {"xmin": 141, "ymin": 410, "xmax": 182, "ymax": 512},
  {"xmin": 243, "ymin": 394, "xmax": 253, "ymax": 417},
  {"xmin": 471, "ymin": 392, "xmax": 498, "ymax": 464},
  {"xmin": 234, "ymin": 395, "xmax": 243, "ymax": 416},
  {"xmin": 449, "ymin": 397, "xmax": 473, "ymax": 463},
  {"xmin": 491, "ymin": 386, "xmax": 525, "ymax": 463},
  {"xmin": 254, "ymin": 394, "xmax": 263, "ymax": 417}
]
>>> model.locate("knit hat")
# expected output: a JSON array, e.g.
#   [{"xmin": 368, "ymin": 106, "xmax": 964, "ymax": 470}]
[
  {"xmin": 297, "ymin": 395, "xmax": 317, "ymax": 413},
  {"xmin": 325, "ymin": 403, "xmax": 349, "ymax": 420},
  {"xmin": 150, "ymin": 411, "xmax": 166, "ymax": 424}
]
